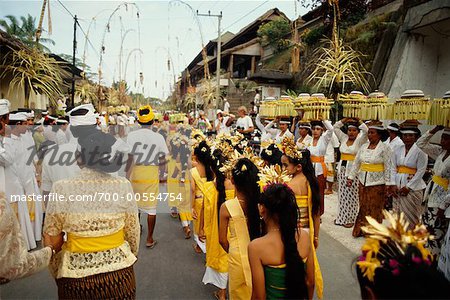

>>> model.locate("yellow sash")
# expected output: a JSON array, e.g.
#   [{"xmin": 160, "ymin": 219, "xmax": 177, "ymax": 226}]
[
  {"xmin": 226, "ymin": 198, "xmax": 252, "ymax": 297},
  {"xmin": 360, "ymin": 163, "xmax": 384, "ymax": 172},
  {"xmin": 311, "ymin": 155, "xmax": 327, "ymax": 177},
  {"xmin": 432, "ymin": 175, "xmax": 449, "ymax": 190},
  {"xmin": 341, "ymin": 153, "xmax": 356, "ymax": 161},
  {"xmin": 397, "ymin": 166, "xmax": 417, "ymax": 175},
  {"xmin": 190, "ymin": 167, "xmax": 206, "ymax": 235},
  {"xmin": 65, "ymin": 228, "xmax": 125, "ymax": 253},
  {"xmin": 296, "ymin": 185, "xmax": 323, "ymax": 299}
]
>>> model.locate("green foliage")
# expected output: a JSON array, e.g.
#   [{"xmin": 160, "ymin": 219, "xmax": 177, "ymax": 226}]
[
  {"xmin": 257, "ymin": 17, "xmax": 291, "ymax": 53},
  {"xmin": 303, "ymin": 26, "xmax": 326, "ymax": 47},
  {"xmin": 0, "ymin": 14, "xmax": 55, "ymax": 52}
]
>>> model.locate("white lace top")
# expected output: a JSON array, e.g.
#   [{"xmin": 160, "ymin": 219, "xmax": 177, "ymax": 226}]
[
  {"xmin": 0, "ymin": 196, "xmax": 51, "ymax": 281},
  {"xmin": 43, "ymin": 168, "xmax": 140, "ymax": 279}
]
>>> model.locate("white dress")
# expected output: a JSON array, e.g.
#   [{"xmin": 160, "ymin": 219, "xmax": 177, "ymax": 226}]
[
  {"xmin": 264, "ymin": 121, "xmax": 294, "ymax": 144},
  {"xmin": 306, "ymin": 120, "xmax": 333, "ymax": 177}
]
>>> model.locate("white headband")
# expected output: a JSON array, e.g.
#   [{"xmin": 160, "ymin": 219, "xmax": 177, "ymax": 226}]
[
  {"xmin": 348, "ymin": 125, "xmax": 358, "ymax": 129},
  {"xmin": 400, "ymin": 130, "xmax": 417, "ymax": 134},
  {"xmin": 69, "ymin": 104, "xmax": 97, "ymax": 126},
  {"xmin": 369, "ymin": 125, "xmax": 385, "ymax": 130},
  {"xmin": 298, "ymin": 125, "xmax": 311, "ymax": 129},
  {"xmin": 387, "ymin": 125, "xmax": 399, "ymax": 132}
]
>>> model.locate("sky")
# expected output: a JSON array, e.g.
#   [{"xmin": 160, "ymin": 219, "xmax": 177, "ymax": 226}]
[{"xmin": 0, "ymin": 0, "xmax": 309, "ymax": 99}]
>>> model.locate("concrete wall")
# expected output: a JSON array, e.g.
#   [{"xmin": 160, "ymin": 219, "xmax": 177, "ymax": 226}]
[{"xmin": 388, "ymin": 33, "xmax": 450, "ymax": 98}]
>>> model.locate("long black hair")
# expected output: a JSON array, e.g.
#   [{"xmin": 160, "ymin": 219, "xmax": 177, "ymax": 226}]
[
  {"xmin": 260, "ymin": 184, "xmax": 308, "ymax": 299},
  {"xmin": 261, "ymin": 144, "xmax": 282, "ymax": 167},
  {"xmin": 285, "ymin": 149, "xmax": 320, "ymax": 216},
  {"xmin": 193, "ymin": 140, "xmax": 214, "ymax": 181},
  {"xmin": 232, "ymin": 158, "xmax": 261, "ymax": 240},
  {"xmin": 212, "ymin": 148, "xmax": 226, "ymax": 211}
]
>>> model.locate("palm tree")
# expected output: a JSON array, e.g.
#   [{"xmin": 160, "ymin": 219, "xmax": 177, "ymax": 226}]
[{"xmin": 0, "ymin": 14, "xmax": 55, "ymax": 51}]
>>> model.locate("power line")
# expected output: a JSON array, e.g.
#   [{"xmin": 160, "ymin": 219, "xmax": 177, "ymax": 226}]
[
  {"xmin": 223, "ymin": 0, "xmax": 269, "ymax": 30},
  {"xmin": 56, "ymin": 0, "xmax": 75, "ymax": 19}
]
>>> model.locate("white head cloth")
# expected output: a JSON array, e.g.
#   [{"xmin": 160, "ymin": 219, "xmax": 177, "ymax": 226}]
[
  {"xmin": 0, "ymin": 99, "xmax": 10, "ymax": 116},
  {"xmin": 68, "ymin": 104, "xmax": 97, "ymax": 126}
]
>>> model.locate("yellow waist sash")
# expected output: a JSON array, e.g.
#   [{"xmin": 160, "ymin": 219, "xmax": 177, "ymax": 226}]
[
  {"xmin": 360, "ymin": 163, "xmax": 384, "ymax": 172},
  {"xmin": 432, "ymin": 175, "xmax": 449, "ymax": 190},
  {"xmin": 341, "ymin": 153, "xmax": 356, "ymax": 161},
  {"xmin": 311, "ymin": 155, "xmax": 327, "ymax": 177},
  {"xmin": 66, "ymin": 228, "xmax": 125, "ymax": 253},
  {"xmin": 397, "ymin": 166, "xmax": 417, "ymax": 175}
]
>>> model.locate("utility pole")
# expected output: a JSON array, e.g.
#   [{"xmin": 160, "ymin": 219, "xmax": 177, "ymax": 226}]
[
  {"xmin": 197, "ymin": 10, "xmax": 222, "ymax": 118},
  {"xmin": 72, "ymin": 15, "xmax": 77, "ymax": 108}
]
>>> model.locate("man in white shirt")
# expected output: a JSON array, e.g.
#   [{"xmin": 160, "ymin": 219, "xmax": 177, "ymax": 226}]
[
  {"xmin": 236, "ymin": 106, "xmax": 254, "ymax": 139},
  {"xmin": 126, "ymin": 105, "xmax": 169, "ymax": 249},
  {"xmin": 214, "ymin": 110, "xmax": 234, "ymax": 135},
  {"xmin": 223, "ymin": 98, "xmax": 230, "ymax": 114},
  {"xmin": 0, "ymin": 99, "xmax": 11, "ymax": 194},
  {"xmin": 194, "ymin": 110, "xmax": 211, "ymax": 134}
]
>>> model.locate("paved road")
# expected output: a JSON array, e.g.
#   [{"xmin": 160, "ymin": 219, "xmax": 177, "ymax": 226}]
[{"xmin": 1, "ymin": 186, "xmax": 361, "ymax": 300}]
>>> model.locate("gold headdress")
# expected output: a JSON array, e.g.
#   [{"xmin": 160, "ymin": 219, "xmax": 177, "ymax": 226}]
[
  {"xmin": 190, "ymin": 129, "xmax": 207, "ymax": 150},
  {"xmin": 260, "ymin": 139, "xmax": 277, "ymax": 150},
  {"xmin": 281, "ymin": 136, "xmax": 302, "ymax": 160},
  {"xmin": 258, "ymin": 164, "xmax": 292, "ymax": 187},
  {"xmin": 219, "ymin": 147, "xmax": 264, "ymax": 179},
  {"xmin": 357, "ymin": 210, "xmax": 433, "ymax": 282}
]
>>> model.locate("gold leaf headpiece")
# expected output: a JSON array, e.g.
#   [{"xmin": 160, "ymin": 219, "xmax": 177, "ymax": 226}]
[
  {"xmin": 219, "ymin": 147, "xmax": 264, "ymax": 179},
  {"xmin": 281, "ymin": 136, "xmax": 302, "ymax": 160},
  {"xmin": 190, "ymin": 129, "xmax": 208, "ymax": 150},
  {"xmin": 261, "ymin": 139, "xmax": 277, "ymax": 150},
  {"xmin": 357, "ymin": 210, "xmax": 433, "ymax": 282},
  {"xmin": 258, "ymin": 164, "xmax": 292, "ymax": 187}
]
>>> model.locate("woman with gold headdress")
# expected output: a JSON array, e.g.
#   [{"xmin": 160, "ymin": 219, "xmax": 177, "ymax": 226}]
[
  {"xmin": 127, "ymin": 105, "xmax": 169, "ymax": 248},
  {"xmin": 190, "ymin": 138, "xmax": 228, "ymax": 299},
  {"xmin": 347, "ymin": 121, "xmax": 395, "ymax": 238},
  {"xmin": 280, "ymin": 137, "xmax": 323, "ymax": 299},
  {"xmin": 219, "ymin": 158, "xmax": 261, "ymax": 300}
]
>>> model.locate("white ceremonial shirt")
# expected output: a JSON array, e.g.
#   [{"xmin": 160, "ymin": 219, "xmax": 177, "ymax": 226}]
[
  {"xmin": 334, "ymin": 121, "xmax": 368, "ymax": 177},
  {"xmin": 43, "ymin": 126, "xmax": 57, "ymax": 142},
  {"xmin": 306, "ymin": 120, "xmax": 334, "ymax": 176},
  {"xmin": 55, "ymin": 129, "xmax": 68, "ymax": 145},
  {"xmin": 392, "ymin": 143, "xmax": 427, "ymax": 191},
  {"xmin": 348, "ymin": 140, "xmax": 395, "ymax": 187},
  {"xmin": 385, "ymin": 136, "xmax": 404, "ymax": 152},
  {"xmin": 255, "ymin": 115, "xmax": 276, "ymax": 142},
  {"xmin": 264, "ymin": 121, "xmax": 294, "ymax": 144},
  {"xmin": 127, "ymin": 127, "xmax": 169, "ymax": 166},
  {"xmin": 325, "ymin": 133, "xmax": 340, "ymax": 163},
  {"xmin": 296, "ymin": 134, "xmax": 313, "ymax": 150},
  {"xmin": 41, "ymin": 140, "xmax": 81, "ymax": 193},
  {"xmin": 417, "ymin": 131, "xmax": 450, "ymax": 213}
]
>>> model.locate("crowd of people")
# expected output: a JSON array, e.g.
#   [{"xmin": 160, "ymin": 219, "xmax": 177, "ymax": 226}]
[{"xmin": 0, "ymin": 97, "xmax": 449, "ymax": 299}]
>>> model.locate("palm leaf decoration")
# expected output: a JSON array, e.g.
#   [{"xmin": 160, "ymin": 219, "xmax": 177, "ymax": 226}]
[
  {"xmin": 0, "ymin": 47, "xmax": 69, "ymax": 107},
  {"xmin": 75, "ymin": 80, "xmax": 98, "ymax": 104},
  {"xmin": 307, "ymin": 37, "xmax": 372, "ymax": 94},
  {"xmin": 184, "ymin": 92, "xmax": 196, "ymax": 108}
]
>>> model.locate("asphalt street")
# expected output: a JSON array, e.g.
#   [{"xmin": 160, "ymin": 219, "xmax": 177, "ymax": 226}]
[{"xmin": 1, "ymin": 185, "xmax": 361, "ymax": 300}]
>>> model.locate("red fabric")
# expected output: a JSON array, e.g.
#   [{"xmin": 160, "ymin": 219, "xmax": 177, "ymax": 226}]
[{"xmin": 317, "ymin": 174, "xmax": 326, "ymax": 215}]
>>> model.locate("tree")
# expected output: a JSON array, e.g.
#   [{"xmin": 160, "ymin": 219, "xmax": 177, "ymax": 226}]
[
  {"xmin": 0, "ymin": 14, "xmax": 55, "ymax": 52},
  {"xmin": 0, "ymin": 47, "xmax": 69, "ymax": 107},
  {"xmin": 58, "ymin": 54, "xmax": 97, "ymax": 79},
  {"xmin": 257, "ymin": 17, "xmax": 291, "ymax": 53}
]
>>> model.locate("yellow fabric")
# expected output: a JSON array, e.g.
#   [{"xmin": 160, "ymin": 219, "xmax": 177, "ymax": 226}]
[
  {"xmin": 295, "ymin": 186, "xmax": 324, "ymax": 299},
  {"xmin": 226, "ymin": 198, "xmax": 252, "ymax": 300},
  {"xmin": 432, "ymin": 175, "xmax": 449, "ymax": 190},
  {"xmin": 225, "ymin": 189, "xmax": 235, "ymax": 201},
  {"xmin": 137, "ymin": 105, "xmax": 154, "ymax": 123},
  {"xmin": 397, "ymin": 165, "xmax": 417, "ymax": 175},
  {"xmin": 167, "ymin": 158, "xmax": 180, "ymax": 207},
  {"xmin": 130, "ymin": 165, "xmax": 159, "ymax": 209},
  {"xmin": 311, "ymin": 155, "xmax": 327, "ymax": 178},
  {"xmin": 202, "ymin": 181, "xmax": 228, "ymax": 273},
  {"xmin": 360, "ymin": 163, "xmax": 384, "ymax": 172},
  {"xmin": 267, "ymin": 264, "xmax": 286, "ymax": 268},
  {"xmin": 65, "ymin": 228, "xmax": 125, "ymax": 253},
  {"xmin": 190, "ymin": 167, "xmax": 205, "ymax": 235},
  {"xmin": 178, "ymin": 178, "xmax": 193, "ymax": 222},
  {"xmin": 341, "ymin": 153, "xmax": 356, "ymax": 161}
]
